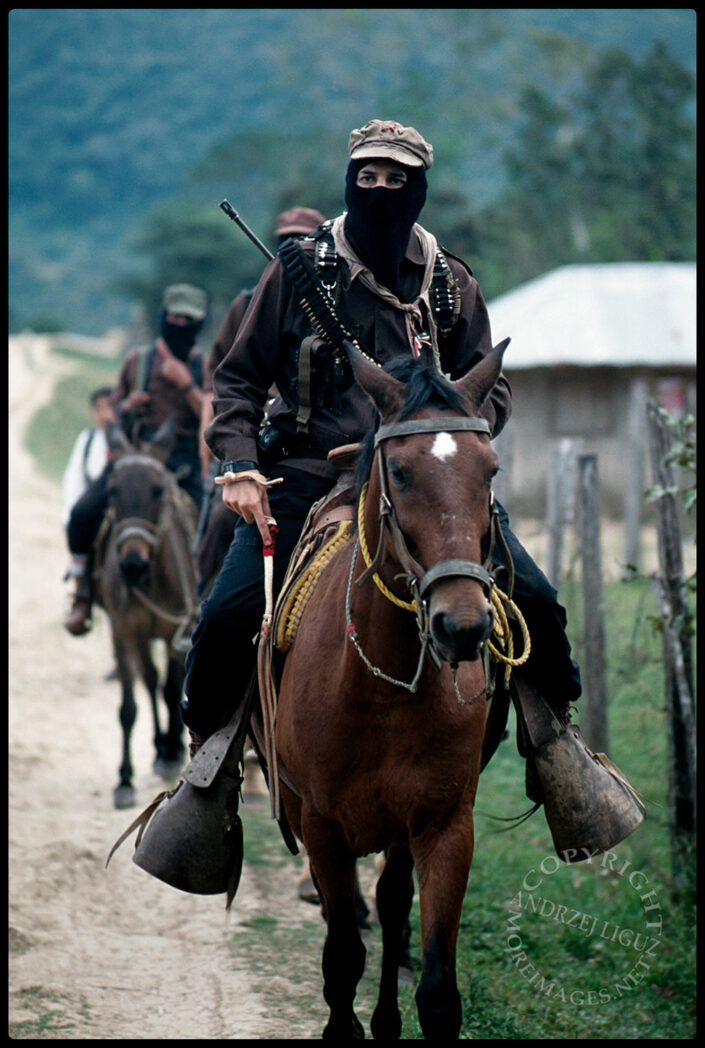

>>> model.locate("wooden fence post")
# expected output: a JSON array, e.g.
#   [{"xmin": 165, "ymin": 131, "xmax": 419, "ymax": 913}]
[
  {"xmin": 546, "ymin": 437, "xmax": 581, "ymax": 589},
  {"xmin": 646, "ymin": 401, "xmax": 696, "ymax": 890},
  {"xmin": 624, "ymin": 377, "xmax": 648, "ymax": 576},
  {"xmin": 577, "ymin": 454, "xmax": 608, "ymax": 754}
]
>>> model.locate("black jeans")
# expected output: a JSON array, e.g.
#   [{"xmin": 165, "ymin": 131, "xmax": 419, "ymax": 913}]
[
  {"xmin": 488, "ymin": 500, "xmax": 582, "ymax": 709},
  {"xmin": 66, "ymin": 464, "xmax": 112, "ymax": 556},
  {"xmin": 181, "ymin": 479, "xmax": 581, "ymax": 739},
  {"xmin": 182, "ymin": 467, "xmax": 332, "ymax": 737}
]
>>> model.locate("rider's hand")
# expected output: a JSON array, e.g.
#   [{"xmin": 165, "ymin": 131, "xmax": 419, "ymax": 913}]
[
  {"xmin": 156, "ymin": 339, "xmax": 194, "ymax": 390},
  {"xmin": 221, "ymin": 479, "xmax": 272, "ymax": 546},
  {"xmin": 121, "ymin": 390, "xmax": 150, "ymax": 413}
]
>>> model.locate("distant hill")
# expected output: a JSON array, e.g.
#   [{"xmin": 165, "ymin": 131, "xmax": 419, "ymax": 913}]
[{"xmin": 8, "ymin": 8, "xmax": 695, "ymax": 334}]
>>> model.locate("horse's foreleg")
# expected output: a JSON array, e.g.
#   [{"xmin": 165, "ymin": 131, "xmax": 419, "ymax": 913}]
[
  {"xmin": 411, "ymin": 815, "xmax": 475, "ymax": 1040},
  {"xmin": 113, "ymin": 638, "xmax": 137, "ymax": 809},
  {"xmin": 156, "ymin": 652, "xmax": 186, "ymax": 775},
  {"xmin": 371, "ymin": 844, "xmax": 414, "ymax": 1040},
  {"xmin": 304, "ymin": 815, "xmax": 366, "ymax": 1040},
  {"xmin": 134, "ymin": 637, "xmax": 166, "ymax": 775}
]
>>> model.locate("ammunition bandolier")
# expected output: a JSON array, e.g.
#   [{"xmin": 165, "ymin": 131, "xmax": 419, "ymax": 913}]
[{"xmin": 277, "ymin": 221, "xmax": 462, "ymax": 434}]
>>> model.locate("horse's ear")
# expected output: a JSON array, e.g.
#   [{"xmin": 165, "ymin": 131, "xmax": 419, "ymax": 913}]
[
  {"xmin": 454, "ymin": 338, "xmax": 510, "ymax": 413},
  {"xmin": 343, "ymin": 340, "xmax": 404, "ymax": 419},
  {"xmin": 106, "ymin": 422, "xmax": 131, "ymax": 458},
  {"xmin": 144, "ymin": 415, "xmax": 177, "ymax": 462}
]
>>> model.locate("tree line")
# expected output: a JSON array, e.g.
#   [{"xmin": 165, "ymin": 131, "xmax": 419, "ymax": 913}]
[{"xmin": 117, "ymin": 41, "xmax": 694, "ymax": 335}]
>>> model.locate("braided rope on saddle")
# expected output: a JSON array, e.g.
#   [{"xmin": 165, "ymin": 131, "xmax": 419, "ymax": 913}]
[{"xmin": 273, "ymin": 518, "xmax": 354, "ymax": 652}]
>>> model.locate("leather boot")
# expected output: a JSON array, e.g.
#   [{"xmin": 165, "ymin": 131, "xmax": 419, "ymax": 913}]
[
  {"xmin": 63, "ymin": 597, "xmax": 92, "ymax": 636},
  {"xmin": 63, "ymin": 561, "xmax": 94, "ymax": 636},
  {"xmin": 188, "ymin": 730, "xmax": 204, "ymax": 760}
]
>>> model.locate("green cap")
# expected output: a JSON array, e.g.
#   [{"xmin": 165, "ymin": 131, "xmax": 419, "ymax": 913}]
[
  {"xmin": 348, "ymin": 119, "xmax": 434, "ymax": 170},
  {"xmin": 162, "ymin": 283, "xmax": 208, "ymax": 321}
]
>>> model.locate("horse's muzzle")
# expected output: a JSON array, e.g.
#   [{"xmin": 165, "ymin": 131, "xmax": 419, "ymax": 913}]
[
  {"xmin": 119, "ymin": 551, "xmax": 151, "ymax": 588},
  {"xmin": 430, "ymin": 605, "xmax": 494, "ymax": 664}
]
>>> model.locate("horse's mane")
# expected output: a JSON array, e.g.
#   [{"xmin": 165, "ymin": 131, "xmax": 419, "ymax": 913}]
[{"xmin": 353, "ymin": 355, "xmax": 470, "ymax": 499}]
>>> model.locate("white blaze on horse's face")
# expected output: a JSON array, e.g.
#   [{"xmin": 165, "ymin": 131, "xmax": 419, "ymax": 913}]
[{"xmin": 431, "ymin": 431, "xmax": 458, "ymax": 462}]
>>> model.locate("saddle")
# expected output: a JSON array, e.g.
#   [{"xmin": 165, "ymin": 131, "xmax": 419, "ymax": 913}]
[
  {"xmin": 272, "ymin": 450, "xmax": 358, "ymax": 652},
  {"xmin": 252, "ymin": 447, "xmax": 359, "ymax": 822}
]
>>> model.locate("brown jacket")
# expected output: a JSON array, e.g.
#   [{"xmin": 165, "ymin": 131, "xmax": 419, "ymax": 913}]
[
  {"xmin": 203, "ymin": 291, "xmax": 253, "ymax": 393},
  {"xmin": 207, "ymin": 226, "xmax": 511, "ymax": 480},
  {"xmin": 113, "ymin": 341, "xmax": 203, "ymax": 439}
]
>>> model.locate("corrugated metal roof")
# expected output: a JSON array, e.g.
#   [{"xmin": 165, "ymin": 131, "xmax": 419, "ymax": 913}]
[{"xmin": 486, "ymin": 262, "xmax": 695, "ymax": 369}]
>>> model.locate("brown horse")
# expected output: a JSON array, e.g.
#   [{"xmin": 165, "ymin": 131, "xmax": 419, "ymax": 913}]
[
  {"xmin": 273, "ymin": 339, "xmax": 508, "ymax": 1039},
  {"xmin": 96, "ymin": 418, "xmax": 199, "ymax": 809}
]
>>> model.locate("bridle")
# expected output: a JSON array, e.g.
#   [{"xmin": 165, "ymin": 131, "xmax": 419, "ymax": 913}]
[
  {"xmin": 359, "ymin": 416, "xmax": 499, "ymax": 602},
  {"xmin": 347, "ymin": 414, "xmax": 515, "ymax": 694},
  {"xmin": 111, "ymin": 455, "xmax": 168, "ymax": 555},
  {"xmin": 108, "ymin": 454, "xmax": 198, "ymax": 649}
]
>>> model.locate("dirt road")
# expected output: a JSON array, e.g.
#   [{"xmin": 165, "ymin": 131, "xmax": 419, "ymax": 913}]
[
  {"xmin": 9, "ymin": 334, "xmax": 687, "ymax": 1039},
  {"xmin": 8, "ymin": 335, "xmax": 324, "ymax": 1039}
]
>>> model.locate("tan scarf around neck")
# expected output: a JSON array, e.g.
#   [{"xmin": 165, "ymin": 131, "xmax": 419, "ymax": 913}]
[{"xmin": 330, "ymin": 214, "xmax": 442, "ymax": 368}]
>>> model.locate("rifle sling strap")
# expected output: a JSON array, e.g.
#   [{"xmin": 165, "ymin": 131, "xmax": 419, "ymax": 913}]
[
  {"xmin": 278, "ymin": 238, "xmax": 373, "ymax": 363},
  {"xmin": 296, "ymin": 335, "xmax": 316, "ymax": 433}
]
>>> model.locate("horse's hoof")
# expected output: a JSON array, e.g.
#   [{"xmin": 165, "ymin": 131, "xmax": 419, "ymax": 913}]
[
  {"xmin": 298, "ymin": 876, "xmax": 320, "ymax": 905},
  {"xmin": 152, "ymin": 756, "xmax": 183, "ymax": 781},
  {"xmin": 113, "ymin": 784, "xmax": 136, "ymax": 809},
  {"xmin": 323, "ymin": 1015, "xmax": 365, "ymax": 1040}
]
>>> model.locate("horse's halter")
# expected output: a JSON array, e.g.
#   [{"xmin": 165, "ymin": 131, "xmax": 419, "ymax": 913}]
[
  {"xmin": 355, "ymin": 415, "xmax": 508, "ymax": 675},
  {"xmin": 110, "ymin": 454, "xmax": 169, "ymax": 556}
]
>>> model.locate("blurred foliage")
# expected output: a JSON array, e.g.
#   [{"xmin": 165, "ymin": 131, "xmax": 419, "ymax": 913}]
[
  {"xmin": 472, "ymin": 42, "xmax": 695, "ymax": 293},
  {"xmin": 123, "ymin": 40, "xmax": 695, "ymax": 319},
  {"xmin": 9, "ymin": 9, "xmax": 695, "ymax": 333}
]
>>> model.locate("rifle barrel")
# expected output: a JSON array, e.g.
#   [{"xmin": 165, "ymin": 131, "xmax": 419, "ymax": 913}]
[{"xmin": 219, "ymin": 200, "xmax": 274, "ymax": 261}]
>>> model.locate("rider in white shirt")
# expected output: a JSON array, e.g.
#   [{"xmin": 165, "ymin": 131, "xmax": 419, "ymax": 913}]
[{"xmin": 61, "ymin": 386, "xmax": 116, "ymax": 525}]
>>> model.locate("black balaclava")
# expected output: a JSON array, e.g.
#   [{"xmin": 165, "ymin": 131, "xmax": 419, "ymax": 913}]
[
  {"xmin": 160, "ymin": 312, "xmax": 203, "ymax": 361},
  {"xmin": 344, "ymin": 157, "xmax": 427, "ymax": 297}
]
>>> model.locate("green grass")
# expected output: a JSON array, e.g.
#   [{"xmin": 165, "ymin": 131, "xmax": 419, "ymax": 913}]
[
  {"xmin": 25, "ymin": 346, "xmax": 123, "ymax": 481},
  {"xmin": 8, "ymin": 986, "xmax": 92, "ymax": 1038}
]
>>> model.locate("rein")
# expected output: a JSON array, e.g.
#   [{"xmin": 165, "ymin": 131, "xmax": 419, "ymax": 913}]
[{"xmin": 347, "ymin": 415, "xmax": 530, "ymax": 700}]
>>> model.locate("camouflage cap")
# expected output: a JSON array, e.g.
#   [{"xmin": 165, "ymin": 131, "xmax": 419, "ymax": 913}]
[
  {"xmin": 161, "ymin": 283, "xmax": 207, "ymax": 321},
  {"xmin": 275, "ymin": 207, "xmax": 326, "ymax": 236},
  {"xmin": 348, "ymin": 119, "xmax": 434, "ymax": 170}
]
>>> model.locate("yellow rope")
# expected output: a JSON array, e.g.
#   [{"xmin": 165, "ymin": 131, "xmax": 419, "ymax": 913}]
[
  {"xmin": 280, "ymin": 525, "xmax": 352, "ymax": 649},
  {"xmin": 357, "ymin": 481, "xmax": 531, "ymax": 684},
  {"xmin": 358, "ymin": 482, "xmax": 417, "ymax": 611},
  {"xmin": 275, "ymin": 522, "xmax": 353, "ymax": 651},
  {"xmin": 488, "ymin": 589, "xmax": 531, "ymax": 685}
]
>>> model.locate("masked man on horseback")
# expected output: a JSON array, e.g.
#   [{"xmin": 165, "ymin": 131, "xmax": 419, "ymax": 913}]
[
  {"xmin": 63, "ymin": 282, "xmax": 208, "ymax": 636},
  {"xmin": 181, "ymin": 119, "xmax": 582, "ymax": 754}
]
